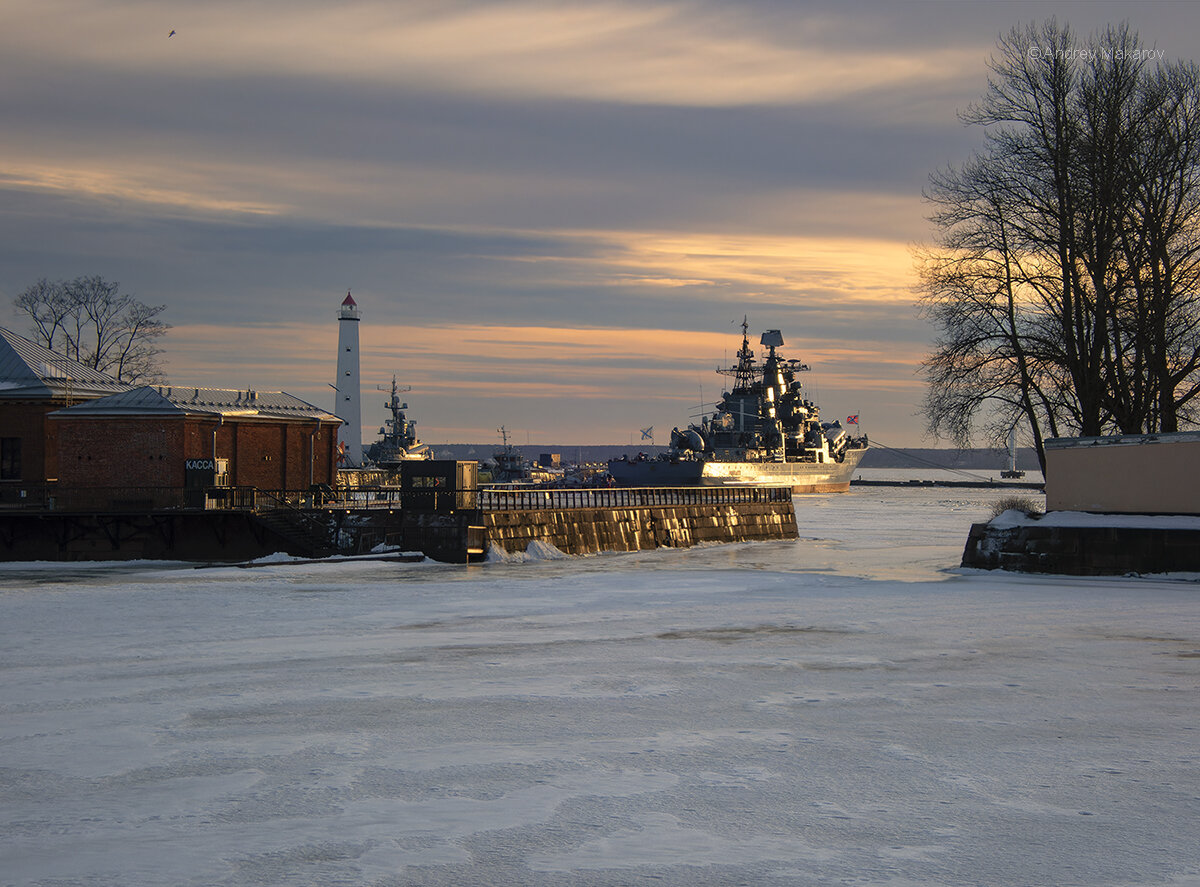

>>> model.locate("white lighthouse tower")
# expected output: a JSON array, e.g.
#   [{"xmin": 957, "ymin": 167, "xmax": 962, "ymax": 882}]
[{"xmin": 334, "ymin": 291, "xmax": 362, "ymax": 467}]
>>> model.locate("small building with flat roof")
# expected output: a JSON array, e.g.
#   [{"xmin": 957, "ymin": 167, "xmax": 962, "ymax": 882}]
[{"xmin": 1044, "ymin": 431, "xmax": 1200, "ymax": 515}]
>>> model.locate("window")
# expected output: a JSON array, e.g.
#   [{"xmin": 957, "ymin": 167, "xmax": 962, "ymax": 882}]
[{"xmin": 1, "ymin": 437, "xmax": 21, "ymax": 480}]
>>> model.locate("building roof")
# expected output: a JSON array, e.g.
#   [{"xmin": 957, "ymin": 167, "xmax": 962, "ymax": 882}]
[
  {"xmin": 1047, "ymin": 430, "xmax": 1200, "ymax": 450},
  {"xmin": 0, "ymin": 326, "xmax": 131, "ymax": 401},
  {"xmin": 50, "ymin": 386, "xmax": 341, "ymax": 423}
]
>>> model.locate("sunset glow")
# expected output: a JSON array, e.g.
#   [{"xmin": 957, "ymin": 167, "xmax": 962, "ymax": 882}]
[{"xmin": 4, "ymin": 1, "xmax": 1197, "ymax": 446}]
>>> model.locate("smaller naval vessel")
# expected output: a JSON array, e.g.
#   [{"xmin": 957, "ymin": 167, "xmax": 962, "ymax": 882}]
[
  {"xmin": 366, "ymin": 376, "xmax": 429, "ymax": 467},
  {"xmin": 481, "ymin": 426, "xmax": 562, "ymax": 485},
  {"xmin": 608, "ymin": 321, "xmax": 868, "ymax": 492}
]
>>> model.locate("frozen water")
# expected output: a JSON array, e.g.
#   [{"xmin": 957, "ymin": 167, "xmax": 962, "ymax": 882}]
[{"xmin": 2, "ymin": 485, "xmax": 1199, "ymax": 886}]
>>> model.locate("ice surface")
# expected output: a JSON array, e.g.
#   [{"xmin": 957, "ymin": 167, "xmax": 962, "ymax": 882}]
[{"xmin": 3, "ymin": 484, "xmax": 1199, "ymax": 886}]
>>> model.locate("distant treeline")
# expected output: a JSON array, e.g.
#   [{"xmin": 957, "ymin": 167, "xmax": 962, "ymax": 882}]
[{"xmin": 424, "ymin": 444, "xmax": 1040, "ymax": 471}]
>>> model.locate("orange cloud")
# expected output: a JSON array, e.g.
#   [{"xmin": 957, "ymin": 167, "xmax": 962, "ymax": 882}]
[
  {"xmin": 574, "ymin": 229, "xmax": 919, "ymax": 305},
  {"xmin": 165, "ymin": 318, "xmax": 927, "ymax": 442},
  {"xmin": 0, "ymin": 165, "xmax": 281, "ymax": 217}
]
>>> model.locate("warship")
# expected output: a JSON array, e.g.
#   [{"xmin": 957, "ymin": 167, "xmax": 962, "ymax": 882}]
[
  {"xmin": 608, "ymin": 321, "xmax": 868, "ymax": 492},
  {"xmin": 366, "ymin": 376, "xmax": 429, "ymax": 467},
  {"xmin": 481, "ymin": 427, "xmax": 558, "ymax": 485}
]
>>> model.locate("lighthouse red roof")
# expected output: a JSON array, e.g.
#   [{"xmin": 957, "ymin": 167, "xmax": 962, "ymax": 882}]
[{"xmin": 341, "ymin": 291, "xmax": 356, "ymax": 307}]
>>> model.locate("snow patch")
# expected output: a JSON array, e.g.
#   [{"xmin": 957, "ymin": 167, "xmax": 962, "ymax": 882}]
[
  {"xmin": 486, "ymin": 539, "xmax": 572, "ymax": 563},
  {"xmin": 987, "ymin": 509, "xmax": 1031, "ymax": 530},
  {"xmin": 989, "ymin": 510, "xmax": 1200, "ymax": 530},
  {"xmin": 525, "ymin": 539, "xmax": 569, "ymax": 560},
  {"xmin": 246, "ymin": 551, "xmax": 304, "ymax": 564}
]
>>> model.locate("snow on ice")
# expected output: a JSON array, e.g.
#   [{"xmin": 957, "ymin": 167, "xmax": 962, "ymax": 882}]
[{"xmin": 2, "ymin": 483, "xmax": 1198, "ymax": 886}]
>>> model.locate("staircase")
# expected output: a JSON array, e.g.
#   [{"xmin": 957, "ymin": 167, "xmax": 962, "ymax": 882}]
[{"xmin": 251, "ymin": 506, "xmax": 338, "ymax": 558}]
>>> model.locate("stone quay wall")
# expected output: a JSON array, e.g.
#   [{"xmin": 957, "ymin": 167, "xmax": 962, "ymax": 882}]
[
  {"xmin": 484, "ymin": 500, "xmax": 798, "ymax": 556},
  {"xmin": 962, "ymin": 521, "xmax": 1200, "ymax": 575}
]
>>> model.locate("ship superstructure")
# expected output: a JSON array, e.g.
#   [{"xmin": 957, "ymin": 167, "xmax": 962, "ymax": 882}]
[{"xmin": 368, "ymin": 376, "xmax": 429, "ymax": 467}]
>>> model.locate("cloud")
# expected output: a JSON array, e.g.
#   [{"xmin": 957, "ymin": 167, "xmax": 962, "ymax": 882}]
[
  {"xmin": 163, "ymin": 317, "xmax": 928, "ymax": 444},
  {"xmin": 7, "ymin": 1, "xmax": 1198, "ymax": 445},
  {"xmin": 3, "ymin": 1, "xmax": 986, "ymax": 109},
  {"xmin": 0, "ymin": 167, "xmax": 281, "ymax": 218}
]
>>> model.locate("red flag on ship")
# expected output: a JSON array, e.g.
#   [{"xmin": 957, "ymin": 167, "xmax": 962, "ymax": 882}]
[{"xmin": 846, "ymin": 415, "xmax": 859, "ymax": 424}]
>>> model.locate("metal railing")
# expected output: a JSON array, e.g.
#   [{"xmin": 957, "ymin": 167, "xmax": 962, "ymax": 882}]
[
  {"xmin": 1, "ymin": 485, "xmax": 187, "ymax": 512},
  {"xmin": 0, "ymin": 484, "xmax": 56, "ymax": 509},
  {"xmin": 478, "ymin": 485, "xmax": 791, "ymax": 511}
]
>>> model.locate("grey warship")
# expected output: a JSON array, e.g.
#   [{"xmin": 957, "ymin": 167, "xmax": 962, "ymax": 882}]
[
  {"xmin": 365, "ymin": 376, "xmax": 430, "ymax": 467},
  {"xmin": 608, "ymin": 321, "xmax": 868, "ymax": 492}
]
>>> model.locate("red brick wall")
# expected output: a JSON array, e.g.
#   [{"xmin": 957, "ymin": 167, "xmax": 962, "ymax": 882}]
[
  {"xmin": 0, "ymin": 401, "xmax": 61, "ymax": 484},
  {"xmin": 219, "ymin": 420, "xmax": 338, "ymax": 489},
  {"xmin": 316, "ymin": 424, "xmax": 337, "ymax": 484},
  {"xmin": 55, "ymin": 417, "xmax": 186, "ymax": 488},
  {"xmin": 55, "ymin": 415, "xmax": 341, "ymax": 491}
]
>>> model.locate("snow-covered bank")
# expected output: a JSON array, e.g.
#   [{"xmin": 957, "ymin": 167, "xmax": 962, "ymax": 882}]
[
  {"xmin": 990, "ymin": 509, "xmax": 1200, "ymax": 530},
  {"xmin": 2, "ymin": 486, "xmax": 1198, "ymax": 887}
]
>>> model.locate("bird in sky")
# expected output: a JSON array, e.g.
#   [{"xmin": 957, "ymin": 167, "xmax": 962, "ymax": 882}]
[{"xmin": 168, "ymin": 29, "xmax": 176, "ymax": 37}]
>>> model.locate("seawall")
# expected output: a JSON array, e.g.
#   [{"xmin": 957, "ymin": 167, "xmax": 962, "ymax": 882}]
[
  {"xmin": 962, "ymin": 519, "xmax": 1200, "ymax": 575},
  {"xmin": 484, "ymin": 500, "xmax": 797, "ymax": 556}
]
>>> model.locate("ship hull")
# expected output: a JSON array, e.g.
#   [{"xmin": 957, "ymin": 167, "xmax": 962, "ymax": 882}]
[{"xmin": 609, "ymin": 447, "xmax": 866, "ymax": 493}]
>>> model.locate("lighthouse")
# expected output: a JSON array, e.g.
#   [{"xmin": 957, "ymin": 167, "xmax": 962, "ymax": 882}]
[{"xmin": 334, "ymin": 291, "xmax": 362, "ymax": 467}]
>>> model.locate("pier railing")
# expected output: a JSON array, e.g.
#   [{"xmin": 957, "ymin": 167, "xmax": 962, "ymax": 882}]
[{"xmin": 478, "ymin": 485, "xmax": 792, "ymax": 511}]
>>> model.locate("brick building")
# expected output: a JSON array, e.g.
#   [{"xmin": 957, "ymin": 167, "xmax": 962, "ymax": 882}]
[
  {"xmin": 0, "ymin": 327, "xmax": 130, "ymax": 496},
  {"xmin": 48, "ymin": 386, "xmax": 342, "ymax": 497}
]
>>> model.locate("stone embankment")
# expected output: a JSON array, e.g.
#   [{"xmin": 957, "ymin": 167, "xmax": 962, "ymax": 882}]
[
  {"xmin": 962, "ymin": 511, "xmax": 1200, "ymax": 575},
  {"xmin": 484, "ymin": 500, "xmax": 796, "ymax": 556}
]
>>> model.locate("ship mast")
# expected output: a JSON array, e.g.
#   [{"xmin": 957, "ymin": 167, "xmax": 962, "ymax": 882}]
[
  {"xmin": 717, "ymin": 316, "xmax": 757, "ymax": 389},
  {"xmin": 380, "ymin": 375, "xmax": 412, "ymax": 445}
]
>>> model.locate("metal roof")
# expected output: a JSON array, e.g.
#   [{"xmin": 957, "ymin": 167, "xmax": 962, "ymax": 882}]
[
  {"xmin": 0, "ymin": 327, "xmax": 131, "ymax": 400},
  {"xmin": 51, "ymin": 385, "xmax": 341, "ymax": 422},
  {"xmin": 1046, "ymin": 431, "xmax": 1200, "ymax": 450}
]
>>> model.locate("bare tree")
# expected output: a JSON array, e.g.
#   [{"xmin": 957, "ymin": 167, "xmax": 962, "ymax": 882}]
[
  {"xmin": 919, "ymin": 152, "xmax": 1062, "ymax": 474},
  {"xmin": 919, "ymin": 19, "xmax": 1200, "ymax": 468},
  {"xmin": 1120, "ymin": 61, "xmax": 1200, "ymax": 432},
  {"xmin": 13, "ymin": 276, "xmax": 170, "ymax": 384}
]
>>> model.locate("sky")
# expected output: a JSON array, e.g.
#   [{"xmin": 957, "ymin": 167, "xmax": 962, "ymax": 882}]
[{"xmin": 4, "ymin": 1, "xmax": 1200, "ymax": 448}]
